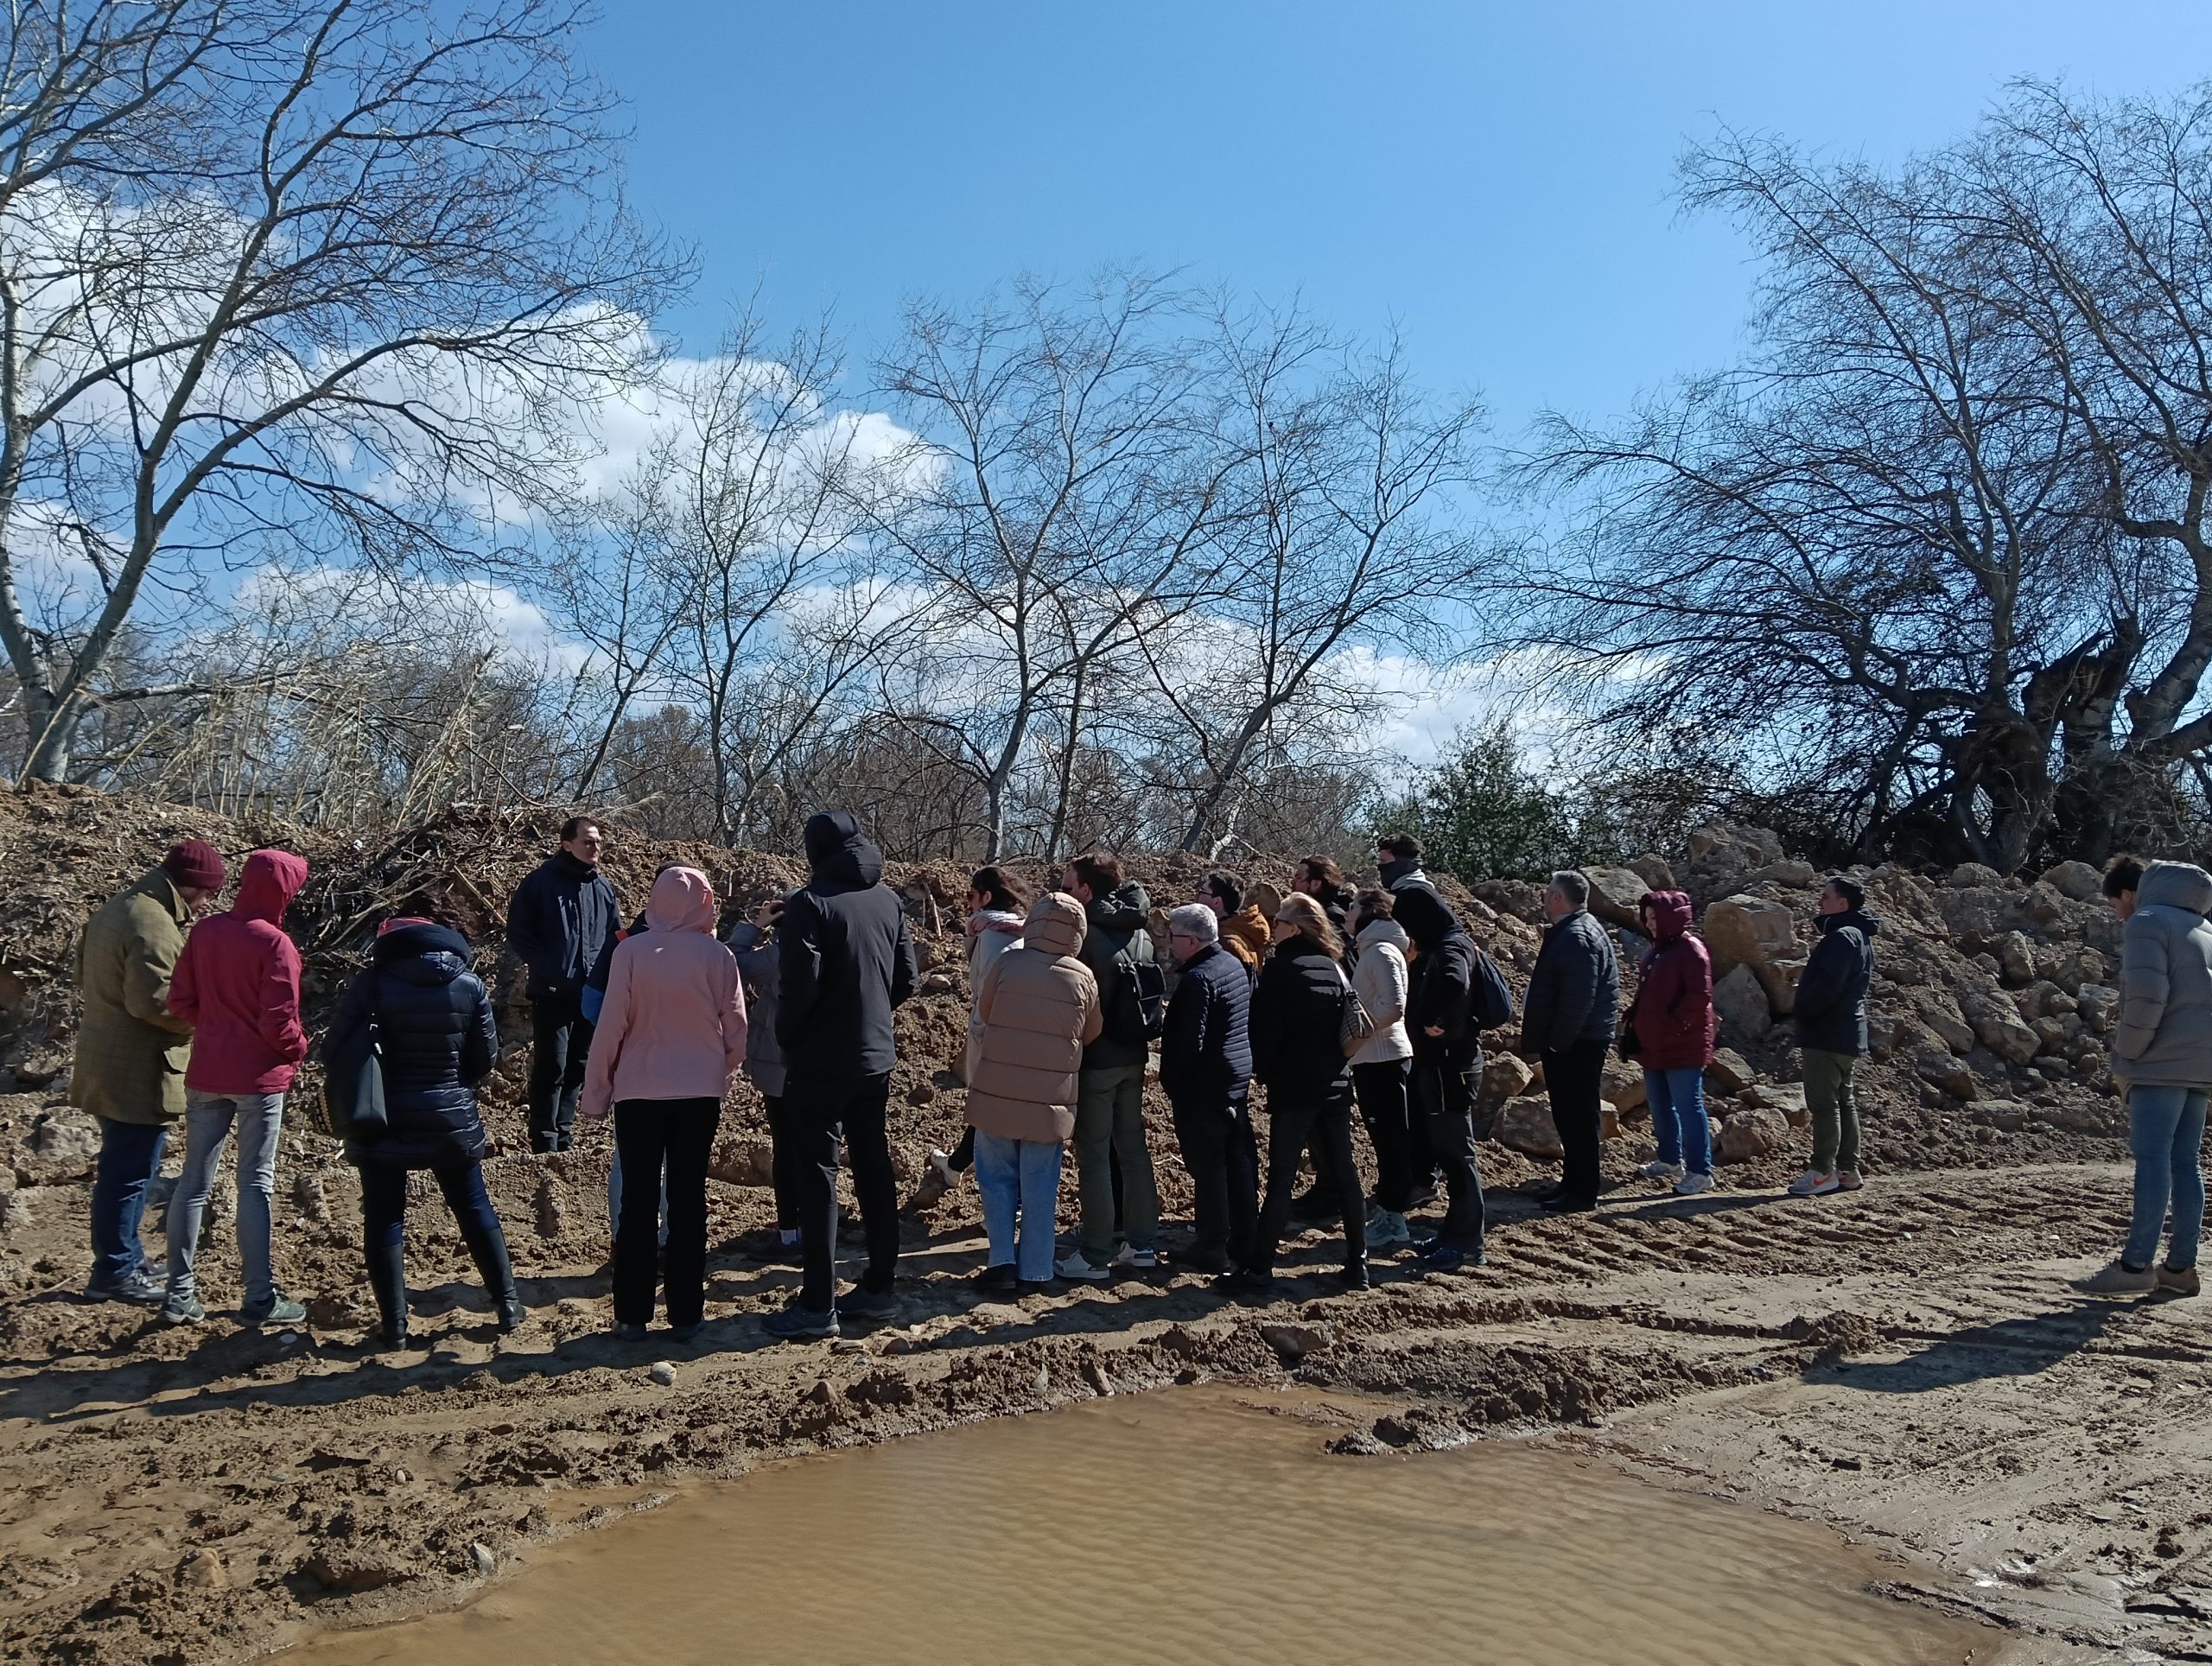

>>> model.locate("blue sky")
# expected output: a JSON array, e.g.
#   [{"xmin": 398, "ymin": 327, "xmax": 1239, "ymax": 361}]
[{"xmin": 582, "ymin": 2, "xmax": 2210, "ymax": 437}]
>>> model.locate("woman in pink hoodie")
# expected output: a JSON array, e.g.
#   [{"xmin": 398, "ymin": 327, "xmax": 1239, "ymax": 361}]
[{"xmin": 582, "ymin": 867, "xmax": 747, "ymax": 1341}]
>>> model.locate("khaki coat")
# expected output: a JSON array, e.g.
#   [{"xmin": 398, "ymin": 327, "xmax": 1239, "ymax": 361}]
[
  {"xmin": 71, "ymin": 868, "xmax": 195, "ymax": 1124},
  {"xmin": 964, "ymin": 893, "xmax": 1101, "ymax": 1143}
]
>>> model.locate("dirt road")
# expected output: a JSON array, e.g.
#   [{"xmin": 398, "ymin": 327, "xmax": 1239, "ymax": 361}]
[{"xmin": 1, "ymin": 1150, "xmax": 2202, "ymax": 1663}]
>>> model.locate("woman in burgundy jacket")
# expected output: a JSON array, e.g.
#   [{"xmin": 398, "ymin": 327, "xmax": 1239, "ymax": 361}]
[{"xmin": 1628, "ymin": 890, "xmax": 1717, "ymax": 1195}]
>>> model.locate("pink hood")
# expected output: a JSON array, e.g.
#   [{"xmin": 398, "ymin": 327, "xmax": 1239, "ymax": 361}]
[{"xmin": 646, "ymin": 865, "xmax": 717, "ymax": 934}]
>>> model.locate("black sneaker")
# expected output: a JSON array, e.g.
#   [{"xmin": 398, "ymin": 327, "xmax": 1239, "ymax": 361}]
[
  {"xmin": 668, "ymin": 1322, "xmax": 702, "ymax": 1344},
  {"xmin": 1171, "ymin": 1245, "xmax": 1231, "ymax": 1276},
  {"xmin": 1539, "ymin": 1192, "xmax": 1596, "ymax": 1214},
  {"xmin": 1014, "ymin": 1279, "xmax": 1055, "ymax": 1298},
  {"xmin": 761, "ymin": 1301, "xmax": 839, "ymax": 1340},
  {"xmin": 838, "ymin": 1284, "xmax": 897, "ymax": 1321},
  {"xmin": 1214, "ymin": 1268, "xmax": 1274, "ymax": 1300},
  {"xmin": 84, "ymin": 1269, "xmax": 164, "ymax": 1307},
  {"xmin": 1337, "ymin": 1262, "xmax": 1372, "ymax": 1291},
  {"xmin": 976, "ymin": 1263, "xmax": 1019, "ymax": 1294}
]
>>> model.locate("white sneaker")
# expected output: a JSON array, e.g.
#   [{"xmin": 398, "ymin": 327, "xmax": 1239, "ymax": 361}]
[
  {"xmin": 1365, "ymin": 1208, "xmax": 1414, "ymax": 1248},
  {"xmin": 1055, "ymin": 1254, "xmax": 1110, "ymax": 1282},
  {"xmin": 1834, "ymin": 1169, "xmax": 1863, "ymax": 1192},
  {"xmin": 1672, "ymin": 1171, "xmax": 1715, "ymax": 1196},
  {"xmin": 1110, "ymin": 1244, "xmax": 1158, "ymax": 1270},
  {"xmin": 1788, "ymin": 1167, "xmax": 1840, "ymax": 1198},
  {"xmin": 1637, "ymin": 1160, "xmax": 1685, "ymax": 1182}
]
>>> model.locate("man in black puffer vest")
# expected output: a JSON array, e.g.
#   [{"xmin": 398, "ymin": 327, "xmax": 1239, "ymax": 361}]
[{"xmin": 766, "ymin": 811, "xmax": 918, "ymax": 1339}]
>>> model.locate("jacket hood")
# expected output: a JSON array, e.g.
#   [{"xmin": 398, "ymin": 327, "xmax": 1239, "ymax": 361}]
[
  {"xmin": 803, "ymin": 810, "xmax": 884, "ymax": 887},
  {"xmin": 1274, "ymin": 934, "xmax": 1339, "ymax": 964},
  {"xmin": 1379, "ymin": 855, "xmax": 1424, "ymax": 889},
  {"xmin": 1021, "ymin": 891, "xmax": 1086, "ymax": 958},
  {"xmin": 370, "ymin": 920, "xmax": 474, "ymax": 982},
  {"xmin": 1087, "ymin": 881, "xmax": 1151, "ymax": 933},
  {"xmin": 645, "ymin": 865, "xmax": 716, "ymax": 934},
  {"xmin": 1819, "ymin": 906, "xmax": 1880, "ymax": 938},
  {"xmin": 1389, "ymin": 882, "xmax": 1463, "ymax": 951},
  {"xmin": 1639, "ymin": 889, "xmax": 1694, "ymax": 942},
  {"xmin": 1357, "ymin": 917, "xmax": 1410, "ymax": 955},
  {"xmin": 2139, "ymin": 860, "xmax": 2212, "ymax": 917},
  {"xmin": 233, "ymin": 849, "xmax": 308, "ymax": 925},
  {"xmin": 968, "ymin": 908, "xmax": 1026, "ymax": 938}
]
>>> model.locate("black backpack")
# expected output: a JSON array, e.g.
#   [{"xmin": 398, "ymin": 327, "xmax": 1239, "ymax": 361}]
[
  {"xmin": 1470, "ymin": 945, "xmax": 1516, "ymax": 1031},
  {"xmin": 1116, "ymin": 956, "xmax": 1167, "ymax": 1043}
]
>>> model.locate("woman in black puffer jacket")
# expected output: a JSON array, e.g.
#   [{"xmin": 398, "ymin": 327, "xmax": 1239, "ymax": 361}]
[
  {"xmin": 1236, "ymin": 893, "xmax": 1368, "ymax": 1294},
  {"xmin": 325, "ymin": 913, "xmax": 520, "ymax": 1348}
]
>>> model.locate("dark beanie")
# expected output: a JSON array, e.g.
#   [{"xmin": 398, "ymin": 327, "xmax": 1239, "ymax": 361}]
[{"xmin": 162, "ymin": 839, "xmax": 227, "ymax": 891}]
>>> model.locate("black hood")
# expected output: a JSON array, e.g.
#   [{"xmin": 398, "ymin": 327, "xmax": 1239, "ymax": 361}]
[
  {"xmin": 1379, "ymin": 855, "xmax": 1423, "ymax": 889},
  {"xmin": 1389, "ymin": 881, "xmax": 1464, "ymax": 951},
  {"xmin": 1819, "ymin": 906, "xmax": 1879, "ymax": 938},
  {"xmin": 1088, "ymin": 881, "xmax": 1150, "ymax": 934},
  {"xmin": 371, "ymin": 921, "xmax": 474, "ymax": 983},
  {"xmin": 804, "ymin": 810, "xmax": 884, "ymax": 887}
]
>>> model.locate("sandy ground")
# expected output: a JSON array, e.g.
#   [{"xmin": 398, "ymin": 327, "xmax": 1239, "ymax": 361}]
[{"xmin": 1, "ymin": 1129, "xmax": 2203, "ymax": 1664}]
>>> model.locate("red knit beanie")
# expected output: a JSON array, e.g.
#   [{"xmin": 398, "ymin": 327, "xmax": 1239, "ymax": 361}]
[{"xmin": 161, "ymin": 839, "xmax": 227, "ymax": 891}]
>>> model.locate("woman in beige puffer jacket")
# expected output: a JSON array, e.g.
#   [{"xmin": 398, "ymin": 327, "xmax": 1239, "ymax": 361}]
[{"xmin": 965, "ymin": 891, "xmax": 1101, "ymax": 1290}]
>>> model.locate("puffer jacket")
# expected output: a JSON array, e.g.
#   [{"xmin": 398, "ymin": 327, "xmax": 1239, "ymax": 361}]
[
  {"xmin": 168, "ymin": 849, "xmax": 310, "ymax": 1095},
  {"xmin": 727, "ymin": 919, "xmax": 786, "ymax": 1097},
  {"xmin": 1217, "ymin": 905, "xmax": 1271, "ymax": 972},
  {"xmin": 1250, "ymin": 937, "xmax": 1352, "ymax": 1101},
  {"xmin": 1160, "ymin": 942, "xmax": 1253, "ymax": 1103},
  {"xmin": 1077, "ymin": 881, "xmax": 1155, "ymax": 1070},
  {"xmin": 1349, "ymin": 918, "xmax": 1414, "ymax": 1066},
  {"xmin": 71, "ymin": 866, "xmax": 196, "ymax": 1124},
  {"xmin": 1629, "ymin": 890, "xmax": 1714, "ymax": 1071},
  {"xmin": 1522, "ymin": 906, "xmax": 1621, "ymax": 1054},
  {"xmin": 778, "ymin": 811, "xmax": 918, "ymax": 1081},
  {"xmin": 964, "ymin": 893, "xmax": 1101, "ymax": 1142},
  {"xmin": 327, "ymin": 922, "xmax": 499, "ymax": 1169},
  {"xmin": 2113, "ymin": 861, "xmax": 2212, "ymax": 1088},
  {"xmin": 1793, "ymin": 905, "xmax": 1878, "ymax": 1057},
  {"xmin": 582, "ymin": 868, "xmax": 747, "ymax": 1117}
]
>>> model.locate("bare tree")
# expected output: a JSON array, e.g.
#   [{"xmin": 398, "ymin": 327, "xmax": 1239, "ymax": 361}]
[{"xmin": 0, "ymin": 0, "xmax": 686, "ymax": 784}]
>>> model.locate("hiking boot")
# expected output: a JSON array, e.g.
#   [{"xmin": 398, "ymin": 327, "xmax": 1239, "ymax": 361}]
[
  {"xmin": 761, "ymin": 1302, "xmax": 839, "ymax": 1340},
  {"xmin": 976, "ymin": 1263, "xmax": 1019, "ymax": 1295},
  {"xmin": 240, "ymin": 1290, "xmax": 307, "ymax": 1328},
  {"xmin": 2158, "ymin": 1265, "xmax": 2201, "ymax": 1297},
  {"xmin": 1787, "ymin": 1168, "xmax": 1840, "ymax": 1198},
  {"xmin": 1417, "ymin": 1242, "xmax": 1483, "ymax": 1275},
  {"xmin": 85, "ymin": 1269, "xmax": 164, "ymax": 1307},
  {"xmin": 1834, "ymin": 1169, "xmax": 1864, "ymax": 1192},
  {"xmin": 1637, "ymin": 1160, "xmax": 1685, "ymax": 1182},
  {"xmin": 2073, "ymin": 1260, "xmax": 2157, "ymax": 1295},
  {"xmin": 1110, "ymin": 1244, "xmax": 1160, "ymax": 1271},
  {"xmin": 1672, "ymin": 1171, "xmax": 1716, "ymax": 1197},
  {"xmin": 159, "ymin": 1292, "xmax": 206, "ymax": 1326},
  {"xmin": 1055, "ymin": 1253, "xmax": 1110, "ymax": 1283},
  {"xmin": 838, "ymin": 1283, "xmax": 898, "ymax": 1321},
  {"xmin": 1365, "ymin": 1209, "xmax": 1413, "ymax": 1249}
]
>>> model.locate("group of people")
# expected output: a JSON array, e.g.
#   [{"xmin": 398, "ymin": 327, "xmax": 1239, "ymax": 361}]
[{"xmin": 65, "ymin": 811, "xmax": 2212, "ymax": 1346}]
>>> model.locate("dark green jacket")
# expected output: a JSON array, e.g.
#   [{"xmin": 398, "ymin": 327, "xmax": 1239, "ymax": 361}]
[{"xmin": 1077, "ymin": 882, "xmax": 1155, "ymax": 1070}]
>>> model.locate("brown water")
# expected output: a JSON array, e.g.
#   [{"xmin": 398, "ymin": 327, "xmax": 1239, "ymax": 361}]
[{"xmin": 294, "ymin": 1389, "xmax": 1990, "ymax": 1666}]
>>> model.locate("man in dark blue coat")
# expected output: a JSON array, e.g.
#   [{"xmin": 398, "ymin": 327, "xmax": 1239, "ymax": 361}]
[
  {"xmin": 1521, "ymin": 868, "xmax": 1622, "ymax": 1213},
  {"xmin": 765, "ymin": 811, "xmax": 918, "ymax": 1339},
  {"xmin": 506, "ymin": 816, "xmax": 620, "ymax": 1154},
  {"xmin": 1160, "ymin": 903, "xmax": 1258, "ymax": 1275},
  {"xmin": 1391, "ymin": 881, "xmax": 1489, "ymax": 1271}
]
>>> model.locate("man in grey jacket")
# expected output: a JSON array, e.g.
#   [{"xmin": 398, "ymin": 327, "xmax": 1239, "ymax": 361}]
[
  {"xmin": 2076, "ymin": 856, "xmax": 2212, "ymax": 1296},
  {"xmin": 1519, "ymin": 869, "xmax": 1620, "ymax": 1213}
]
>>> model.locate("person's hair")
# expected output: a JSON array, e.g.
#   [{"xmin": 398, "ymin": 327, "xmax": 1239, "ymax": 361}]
[
  {"xmin": 1353, "ymin": 885, "xmax": 1395, "ymax": 921},
  {"xmin": 1274, "ymin": 892, "xmax": 1344, "ymax": 958},
  {"xmin": 1066, "ymin": 853, "xmax": 1122, "ymax": 897},
  {"xmin": 1549, "ymin": 869, "xmax": 1590, "ymax": 908},
  {"xmin": 1824, "ymin": 874, "xmax": 1866, "ymax": 911},
  {"xmin": 1204, "ymin": 870, "xmax": 1244, "ymax": 912},
  {"xmin": 1297, "ymin": 854, "xmax": 1343, "ymax": 889},
  {"xmin": 969, "ymin": 865, "xmax": 1027, "ymax": 913},
  {"xmin": 559, "ymin": 815, "xmax": 603, "ymax": 844},
  {"xmin": 1376, "ymin": 833, "xmax": 1421, "ymax": 863},
  {"xmin": 1166, "ymin": 903, "xmax": 1218, "ymax": 944},
  {"xmin": 393, "ymin": 894, "xmax": 466, "ymax": 933},
  {"xmin": 2104, "ymin": 854, "xmax": 2146, "ymax": 898}
]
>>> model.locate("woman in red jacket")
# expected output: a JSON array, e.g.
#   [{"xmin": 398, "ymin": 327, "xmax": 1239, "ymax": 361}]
[{"xmin": 1628, "ymin": 890, "xmax": 1717, "ymax": 1196}]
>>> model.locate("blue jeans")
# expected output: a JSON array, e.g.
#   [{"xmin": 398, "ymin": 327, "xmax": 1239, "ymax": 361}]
[
  {"xmin": 166, "ymin": 1091, "xmax": 286, "ymax": 1305},
  {"xmin": 2126, "ymin": 1084, "xmax": 2209, "ymax": 1271},
  {"xmin": 90, "ymin": 1117, "xmax": 168, "ymax": 1288},
  {"xmin": 606, "ymin": 1148, "xmax": 670, "ymax": 1249},
  {"xmin": 973, "ymin": 1130, "xmax": 1063, "ymax": 1283},
  {"xmin": 1643, "ymin": 1067, "xmax": 1713, "ymax": 1176}
]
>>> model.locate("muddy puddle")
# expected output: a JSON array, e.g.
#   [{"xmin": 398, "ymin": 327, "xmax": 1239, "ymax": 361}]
[{"xmin": 289, "ymin": 1388, "xmax": 1994, "ymax": 1666}]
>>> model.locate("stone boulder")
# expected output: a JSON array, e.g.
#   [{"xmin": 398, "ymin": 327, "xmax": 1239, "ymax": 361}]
[
  {"xmin": 1582, "ymin": 866, "xmax": 1655, "ymax": 930},
  {"xmin": 2075, "ymin": 982, "xmax": 2120, "ymax": 1033},
  {"xmin": 1688, "ymin": 823, "xmax": 1783, "ymax": 868},
  {"xmin": 1745, "ymin": 858, "xmax": 1821, "ymax": 891},
  {"xmin": 1936, "ymin": 887, "xmax": 2020, "ymax": 948},
  {"xmin": 1705, "ymin": 1047, "xmax": 1756, "ymax": 1095},
  {"xmin": 2042, "ymin": 859, "xmax": 2104, "ymax": 902},
  {"xmin": 2019, "ymin": 882, "xmax": 2069, "ymax": 925},
  {"xmin": 1996, "ymin": 932, "xmax": 2036, "ymax": 986},
  {"xmin": 1481, "ymin": 1052, "xmax": 1535, "ymax": 1106},
  {"xmin": 1745, "ymin": 1082, "xmax": 1809, "ymax": 1127},
  {"xmin": 15, "ymin": 1110, "xmax": 99, "ymax": 1186},
  {"xmin": 1601, "ymin": 1059, "xmax": 1648, "ymax": 1112},
  {"xmin": 1956, "ymin": 981, "xmax": 2041, "ymax": 1064},
  {"xmin": 1702, "ymin": 893, "xmax": 1807, "ymax": 1012},
  {"xmin": 1716, "ymin": 1107, "xmax": 1790, "ymax": 1165},
  {"xmin": 1628, "ymin": 854, "xmax": 1678, "ymax": 891},
  {"xmin": 709, "ymin": 1138, "xmax": 778, "ymax": 1188},
  {"xmin": 1948, "ymin": 862, "xmax": 2005, "ymax": 888},
  {"xmin": 1912, "ymin": 989, "xmax": 1976, "ymax": 1054},
  {"xmin": 1908, "ymin": 1041, "xmax": 1980, "ymax": 1100},
  {"xmin": 2054, "ymin": 947, "xmax": 2108, "ymax": 996},
  {"xmin": 1494, "ymin": 1094, "xmax": 1563, "ymax": 1160},
  {"xmin": 1712, "ymin": 964, "xmax": 1772, "ymax": 1042}
]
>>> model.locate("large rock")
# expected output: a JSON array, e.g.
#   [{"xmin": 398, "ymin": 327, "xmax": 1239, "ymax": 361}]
[
  {"xmin": 1713, "ymin": 964, "xmax": 1772, "ymax": 1042},
  {"xmin": 2075, "ymin": 982, "xmax": 2120, "ymax": 1033},
  {"xmin": 2019, "ymin": 882, "xmax": 2069, "ymax": 925},
  {"xmin": 1600, "ymin": 1059, "xmax": 1647, "ymax": 1112},
  {"xmin": 1957, "ymin": 982, "xmax": 2041, "ymax": 1064},
  {"xmin": 1706, "ymin": 1047, "xmax": 1756, "ymax": 1095},
  {"xmin": 1948, "ymin": 862, "xmax": 2005, "ymax": 888},
  {"xmin": 1913, "ymin": 989, "xmax": 1976, "ymax": 1054},
  {"xmin": 709, "ymin": 1138, "xmax": 777, "ymax": 1188},
  {"xmin": 1702, "ymin": 894, "xmax": 1808, "ymax": 1012},
  {"xmin": 1688, "ymin": 823, "xmax": 1783, "ymax": 868},
  {"xmin": 1716, "ymin": 1107, "xmax": 1790, "ymax": 1165},
  {"xmin": 1745, "ymin": 1082, "xmax": 1809, "ymax": 1126},
  {"xmin": 1909, "ymin": 1041, "xmax": 1980, "ymax": 1100},
  {"xmin": 1937, "ymin": 887, "xmax": 2020, "ymax": 948},
  {"xmin": 2054, "ymin": 947, "xmax": 2107, "ymax": 995},
  {"xmin": 1494, "ymin": 1094, "xmax": 1563, "ymax": 1160},
  {"xmin": 2042, "ymin": 859, "xmax": 2104, "ymax": 902},
  {"xmin": 1628, "ymin": 854, "xmax": 1678, "ymax": 891},
  {"xmin": 1745, "ymin": 858, "xmax": 1821, "ymax": 891},
  {"xmin": 15, "ymin": 1110, "xmax": 99, "ymax": 1185},
  {"xmin": 1582, "ymin": 866, "xmax": 1654, "ymax": 930},
  {"xmin": 1481, "ymin": 1052, "xmax": 1534, "ymax": 1105},
  {"xmin": 1996, "ymin": 932, "xmax": 2036, "ymax": 986}
]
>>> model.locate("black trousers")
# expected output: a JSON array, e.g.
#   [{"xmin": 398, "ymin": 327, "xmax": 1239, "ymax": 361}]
[
  {"xmin": 527, "ymin": 993, "xmax": 593, "ymax": 1153},
  {"xmin": 764, "ymin": 1093, "xmax": 799, "ymax": 1231},
  {"xmin": 1254, "ymin": 1091, "xmax": 1366, "ymax": 1275},
  {"xmin": 1543, "ymin": 1039, "xmax": 1610, "ymax": 1203},
  {"xmin": 1354, "ymin": 1058, "xmax": 1415, "ymax": 1212},
  {"xmin": 1410, "ymin": 1043, "xmax": 1484, "ymax": 1251},
  {"xmin": 613, "ymin": 1097, "xmax": 721, "ymax": 1326},
  {"xmin": 788, "ymin": 1071, "xmax": 899, "ymax": 1313},
  {"xmin": 1171, "ymin": 1091, "xmax": 1258, "ymax": 1269}
]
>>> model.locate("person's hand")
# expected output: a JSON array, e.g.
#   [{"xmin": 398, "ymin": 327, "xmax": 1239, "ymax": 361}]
[
  {"xmin": 1424, "ymin": 1025, "xmax": 1445, "ymax": 1038},
  {"xmin": 751, "ymin": 899, "xmax": 785, "ymax": 932},
  {"xmin": 579, "ymin": 1102, "xmax": 608, "ymax": 1123}
]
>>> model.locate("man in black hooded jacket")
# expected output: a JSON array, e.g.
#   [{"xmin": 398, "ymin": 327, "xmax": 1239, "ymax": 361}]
[
  {"xmin": 506, "ymin": 817, "xmax": 620, "ymax": 1154},
  {"xmin": 1389, "ymin": 882, "xmax": 1487, "ymax": 1273},
  {"xmin": 766, "ymin": 811, "xmax": 918, "ymax": 1339}
]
